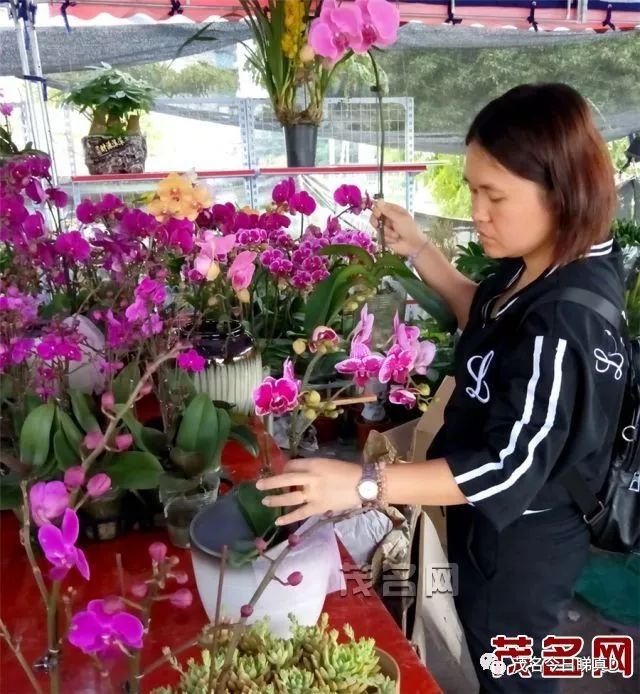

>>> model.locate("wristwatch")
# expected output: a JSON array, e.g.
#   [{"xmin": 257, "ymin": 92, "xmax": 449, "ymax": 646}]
[{"xmin": 357, "ymin": 464, "xmax": 380, "ymax": 506}]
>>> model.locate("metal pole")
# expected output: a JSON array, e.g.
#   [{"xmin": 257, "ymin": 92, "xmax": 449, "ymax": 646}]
[{"xmin": 9, "ymin": 0, "xmax": 38, "ymax": 144}]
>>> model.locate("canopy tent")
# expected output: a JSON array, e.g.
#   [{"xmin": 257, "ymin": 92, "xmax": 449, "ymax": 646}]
[{"xmin": 57, "ymin": 0, "xmax": 640, "ymax": 31}]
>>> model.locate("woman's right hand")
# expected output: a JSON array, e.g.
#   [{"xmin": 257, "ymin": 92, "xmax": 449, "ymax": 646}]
[{"xmin": 370, "ymin": 200, "xmax": 428, "ymax": 258}]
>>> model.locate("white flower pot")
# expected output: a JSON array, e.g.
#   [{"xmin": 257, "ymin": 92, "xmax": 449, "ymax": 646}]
[{"xmin": 190, "ymin": 496, "xmax": 344, "ymax": 638}]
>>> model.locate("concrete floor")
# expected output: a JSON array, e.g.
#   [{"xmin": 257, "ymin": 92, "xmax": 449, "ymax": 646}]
[{"xmin": 313, "ymin": 437, "xmax": 639, "ymax": 693}]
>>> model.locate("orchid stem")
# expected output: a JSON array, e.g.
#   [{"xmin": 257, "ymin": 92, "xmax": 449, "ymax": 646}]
[
  {"xmin": 207, "ymin": 546, "xmax": 228, "ymax": 692},
  {"xmin": 20, "ymin": 483, "xmax": 49, "ymax": 608},
  {"xmin": 215, "ymin": 511, "xmax": 360, "ymax": 693},
  {"xmin": 138, "ymin": 638, "xmax": 200, "ymax": 680},
  {"xmin": 0, "ymin": 619, "xmax": 44, "ymax": 694},
  {"xmin": 47, "ymin": 581, "xmax": 61, "ymax": 694}
]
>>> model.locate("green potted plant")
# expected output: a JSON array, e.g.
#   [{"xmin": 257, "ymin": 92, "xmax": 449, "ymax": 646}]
[
  {"xmin": 152, "ymin": 614, "xmax": 400, "ymax": 693},
  {"xmin": 63, "ymin": 64, "xmax": 156, "ymax": 175}
]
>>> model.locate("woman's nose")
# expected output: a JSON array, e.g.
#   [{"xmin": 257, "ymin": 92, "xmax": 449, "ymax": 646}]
[{"xmin": 472, "ymin": 197, "xmax": 490, "ymax": 224}]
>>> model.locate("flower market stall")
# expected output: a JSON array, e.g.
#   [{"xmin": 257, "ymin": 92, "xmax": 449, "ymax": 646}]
[{"xmin": 1, "ymin": 1, "xmax": 639, "ymax": 693}]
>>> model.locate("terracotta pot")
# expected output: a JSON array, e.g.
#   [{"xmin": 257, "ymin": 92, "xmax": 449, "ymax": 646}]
[{"xmin": 376, "ymin": 648, "xmax": 401, "ymax": 693}]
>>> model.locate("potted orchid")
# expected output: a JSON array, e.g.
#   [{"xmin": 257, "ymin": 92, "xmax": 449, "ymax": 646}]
[
  {"xmin": 252, "ymin": 306, "xmax": 436, "ymax": 457},
  {"xmin": 230, "ymin": 0, "xmax": 400, "ymax": 166}
]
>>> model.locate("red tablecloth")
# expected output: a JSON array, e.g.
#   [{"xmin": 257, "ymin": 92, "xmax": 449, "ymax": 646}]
[{"xmin": 0, "ymin": 437, "xmax": 441, "ymax": 693}]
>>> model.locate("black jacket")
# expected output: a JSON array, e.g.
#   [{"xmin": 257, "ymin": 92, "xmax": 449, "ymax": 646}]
[{"xmin": 428, "ymin": 239, "xmax": 627, "ymax": 532}]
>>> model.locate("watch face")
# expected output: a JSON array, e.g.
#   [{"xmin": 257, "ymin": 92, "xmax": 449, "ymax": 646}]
[{"xmin": 358, "ymin": 479, "xmax": 378, "ymax": 501}]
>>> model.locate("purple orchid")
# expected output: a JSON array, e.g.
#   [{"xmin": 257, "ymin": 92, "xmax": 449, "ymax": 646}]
[
  {"xmin": 272, "ymin": 178, "xmax": 296, "ymax": 206},
  {"xmin": 289, "ymin": 191, "xmax": 317, "ymax": 216},
  {"xmin": 38, "ymin": 508, "xmax": 90, "ymax": 581},
  {"xmin": 335, "ymin": 341, "xmax": 383, "ymax": 388},
  {"xmin": 46, "ymin": 187, "xmax": 68, "ymax": 208},
  {"xmin": 334, "ymin": 184, "xmax": 363, "ymax": 212},
  {"xmin": 29, "ymin": 481, "xmax": 70, "ymax": 527},
  {"xmin": 87, "ymin": 473, "xmax": 111, "ymax": 498},
  {"xmin": 68, "ymin": 599, "xmax": 143, "ymax": 658},
  {"xmin": 55, "ymin": 231, "xmax": 91, "ymax": 262},
  {"xmin": 177, "ymin": 349, "xmax": 206, "ymax": 373},
  {"xmin": 253, "ymin": 358, "xmax": 301, "ymax": 416},
  {"xmin": 76, "ymin": 200, "xmax": 98, "ymax": 224}
]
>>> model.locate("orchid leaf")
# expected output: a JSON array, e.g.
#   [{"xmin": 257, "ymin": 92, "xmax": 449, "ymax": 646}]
[
  {"xmin": 113, "ymin": 362, "xmax": 141, "ymax": 403},
  {"xmin": 319, "ymin": 244, "xmax": 375, "ymax": 269},
  {"xmin": 236, "ymin": 482, "xmax": 280, "ymax": 538},
  {"xmin": 396, "ymin": 275, "xmax": 457, "ymax": 334},
  {"xmin": 176, "ymin": 394, "xmax": 229, "ymax": 469},
  {"xmin": 107, "ymin": 451, "xmax": 163, "ymax": 490},
  {"xmin": 70, "ymin": 390, "xmax": 99, "ymax": 433},
  {"xmin": 53, "ymin": 429, "xmax": 79, "ymax": 470},
  {"xmin": 19, "ymin": 402, "xmax": 55, "ymax": 466},
  {"xmin": 229, "ymin": 424, "xmax": 259, "ymax": 458}
]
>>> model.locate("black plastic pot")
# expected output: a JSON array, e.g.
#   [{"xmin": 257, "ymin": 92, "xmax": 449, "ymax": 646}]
[{"xmin": 283, "ymin": 124, "xmax": 318, "ymax": 168}]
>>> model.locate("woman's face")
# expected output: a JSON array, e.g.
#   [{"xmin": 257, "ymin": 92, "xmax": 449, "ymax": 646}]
[{"xmin": 464, "ymin": 141, "xmax": 556, "ymax": 261}]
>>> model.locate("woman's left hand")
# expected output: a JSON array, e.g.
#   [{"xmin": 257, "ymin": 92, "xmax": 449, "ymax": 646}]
[{"xmin": 255, "ymin": 458, "xmax": 362, "ymax": 526}]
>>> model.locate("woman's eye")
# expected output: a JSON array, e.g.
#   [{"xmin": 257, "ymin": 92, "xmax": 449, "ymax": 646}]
[{"xmin": 489, "ymin": 197, "xmax": 505, "ymax": 203}]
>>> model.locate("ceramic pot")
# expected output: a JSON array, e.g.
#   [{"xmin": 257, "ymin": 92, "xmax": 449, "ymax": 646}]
[
  {"xmin": 190, "ymin": 491, "xmax": 337, "ymax": 637},
  {"xmin": 191, "ymin": 320, "xmax": 263, "ymax": 416}
]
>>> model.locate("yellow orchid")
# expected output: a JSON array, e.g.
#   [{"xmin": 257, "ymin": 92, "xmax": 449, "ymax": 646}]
[
  {"xmin": 180, "ymin": 184, "xmax": 214, "ymax": 222},
  {"xmin": 147, "ymin": 196, "xmax": 183, "ymax": 223},
  {"xmin": 156, "ymin": 172, "xmax": 192, "ymax": 202}
]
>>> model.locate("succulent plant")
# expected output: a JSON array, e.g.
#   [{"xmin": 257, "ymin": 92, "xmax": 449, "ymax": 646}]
[{"xmin": 153, "ymin": 614, "xmax": 395, "ymax": 693}]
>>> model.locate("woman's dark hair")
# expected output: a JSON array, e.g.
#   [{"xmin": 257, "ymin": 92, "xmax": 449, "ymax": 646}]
[{"xmin": 466, "ymin": 83, "xmax": 616, "ymax": 264}]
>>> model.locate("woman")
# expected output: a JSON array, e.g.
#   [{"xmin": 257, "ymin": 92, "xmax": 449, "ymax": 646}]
[{"xmin": 257, "ymin": 84, "xmax": 627, "ymax": 692}]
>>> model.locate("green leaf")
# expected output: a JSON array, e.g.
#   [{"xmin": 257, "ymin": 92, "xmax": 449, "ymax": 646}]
[
  {"xmin": 113, "ymin": 362, "xmax": 141, "ymax": 403},
  {"xmin": 164, "ymin": 367, "xmax": 197, "ymax": 405},
  {"xmin": 396, "ymin": 275, "xmax": 457, "ymax": 334},
  {"xmin": 107, "ymin": 451, "xmax": 163, "ymax": 490},
  {"xmin": 229, "ymin": 539, "xmax": 260, "ymax": 568},
  {"xmin": 229, "ymin": 424, "xmax": 260, "ymax": 458},
  {"xmin": 121, "ymin": 410, "xmax": 168, "ymax": 457},
  {"xmin": 304, "ymin": 265, "xmax": 375, "ymax": 334},
  {"xmin": 39, "ymin": 293, "xmax": 73, "ymax": 320},
  {"xmin": 373, "ymin": 252, "xmax": 415, "ymax": 281},
  {"xmin": 57, "ymin": 408, "xmax": 83, "ymax": 452},
  {"xmin": 19, "ymin": 403, "xmax": 56, "ymax": 466},
  {"xmin": 236, "ymin": 482, "xmax": 280, "ymax": 538},
  {"xmin": 53, "ymin": 429, "xmax": 79, "ymax": 470},
  {"xmin": 319, "ymin": 244, "xmax": 375, "ymax": 269},
  {"xmin": 169, "ymin": 447, "xmax": 207, "ymax": 477},
  {"xmin": 70, "ymin": 390, "xmax": 99, "ymax": 433},
  {"xmin": 176, "ymin": 394, "xmax": 227, "ymax": 469}
]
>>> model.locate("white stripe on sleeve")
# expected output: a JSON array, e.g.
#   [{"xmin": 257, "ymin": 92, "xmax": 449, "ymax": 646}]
[
  {"xmin": 454, "ymin": 335, "xmax": 544, "ymax": 485},
  {"xmin": 466, "ymin": 338, "xmax": 567, "ymax": 503}
]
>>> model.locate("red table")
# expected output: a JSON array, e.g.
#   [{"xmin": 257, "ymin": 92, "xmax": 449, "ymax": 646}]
[{"xmin": 0, "ymin": 438, "xmax": 441, "ymax": 693}]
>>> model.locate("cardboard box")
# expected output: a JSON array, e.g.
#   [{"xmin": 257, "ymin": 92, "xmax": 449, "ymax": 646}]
[{"xmin": 384, "ymin": 376, "xmax": 456, "ymax": 546}]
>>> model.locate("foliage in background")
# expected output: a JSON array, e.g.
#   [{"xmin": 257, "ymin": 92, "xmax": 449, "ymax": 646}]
[
  {"xmin": 613, "ymin": 218, "xmax": 640, "ymax": 248},
  {"xmin": 454, "ymin": 241, "xmax": 498, "ymax": 282},
  {"xmin": 378, "ymin": 35, "xmax": 640, "ymax": 135},
  {"xmin": 420, "ymin": 154, "xmax": 471, "ymax": 220}
]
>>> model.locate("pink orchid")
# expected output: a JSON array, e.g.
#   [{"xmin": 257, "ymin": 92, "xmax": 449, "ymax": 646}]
[
  {"xmin": 229, "ymin": 250, "xmax": 257, "ymax": 292},
  {"xmin": 55, "ymin": 231, "xmax": 91, "ymax": 262},
  {"xmin": 393, "ymin": 313, "xmax": 420, "ymax": 349},
  {"xmin": 414, "ymin": 339, "xmax": 437, "ymax": 375},
  {"xmin": 289, "ymin": 191, "xmax": 317, "ymax": 216},
  {"xmin": 64, "ymin": 466, "xmax": 86, "ymax": 490},
  {"xmin": 335, "ymin": 342, "xmax": 383, "ymax": 388},
  {"xmin": 272, "ymin": 178, "xmax": 296, "ymax": 205},
  {"xmin": 68, "ymin": 599, "xmax": 143, "ymax": 657},
  {"xmin": 351, "ymin": 0, "xmax": 400, "ymax": 53},
  {"xmin": 194, "ymin": 231, "xmax": 237, "ymax": 280},
  {"xmin": 309, "ymin": 326, "xmax": 339, "ymax": 353},
  {"xmin": 87, "ymin": 473, "xmax": 111, "ymax": 498},
  {"xmin": 352, "ymin": 304, "xmax": 374, "ymax": 347},
  {"xmin": 309, "ymin": 0, "xmax": 363, "ymax": 62},
  {"xmin": 379, "ymin": 344, "xmax": 416, "ymax": 385},
  {"xmin": 253, "ymin": 358, "xmax": 300, "ymax": 416},
  {"xmin": 38, "ymin": 508, "xmax": 90, "ymax": 581},
  {"xmin": 389, "ymin": 387, "xmax": 417, "ymax": 408},
  {"xmin": 29, "ymin": 481, "xmax": 70, "ymax": 527}
]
